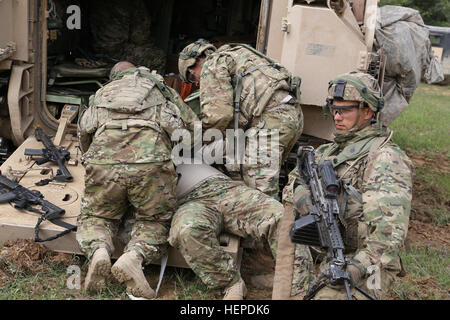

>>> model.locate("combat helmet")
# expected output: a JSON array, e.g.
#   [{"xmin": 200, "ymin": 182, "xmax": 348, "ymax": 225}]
[
  {"xmin": 327, "ymin": 71, "xmax": 384, "ymax": 113},
  {"xmin": 178, "ymin": 39, "xmax": 217, "ymax": 82}
]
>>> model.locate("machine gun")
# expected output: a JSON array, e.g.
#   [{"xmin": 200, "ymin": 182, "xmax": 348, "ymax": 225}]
[
  {"xmin": 0, "ymin": 174, "xmax": 76, "ymax": 242},
  {"xmin": 24, "ymin": 127, "xmax": 73, "ymax": 185},
  {"xmin": 289, "ymin": 146, "xmax": 376, "ymax": 300}
]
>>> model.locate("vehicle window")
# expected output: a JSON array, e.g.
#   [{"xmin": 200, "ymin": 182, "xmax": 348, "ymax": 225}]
[{"xmin": 430, "ymin": 35, "xmax": 443, "ymax": 46}]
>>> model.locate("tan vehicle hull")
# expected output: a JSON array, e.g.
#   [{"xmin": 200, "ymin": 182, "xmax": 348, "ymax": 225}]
[{"xmin": 0, "ymin": 0, "xmax": 380, "ymax": 265}]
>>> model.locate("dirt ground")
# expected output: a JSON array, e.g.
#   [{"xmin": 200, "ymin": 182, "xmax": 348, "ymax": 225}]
[
  {"xmin": 0, "ymin": 152, "xmax": 448, "ymax": 300},
  {"xmin": 0, "ymin": 238, "xmax": 74, "ymax": 287},
  {"xmin": 407, "ymin": 151, "xmax": 449, "ymax": 229}
]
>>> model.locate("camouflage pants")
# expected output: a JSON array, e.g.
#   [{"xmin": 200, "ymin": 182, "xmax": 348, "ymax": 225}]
[
  {"xmin": 291, "ymin": 244, "xmax": 397, "ymax": 300},
  {"xmin": 168, "ymin": 177, "xmax": 284, "ymax": 289},
  {"xmin": 242, "ymin": 104, "xmax": 303, "ymax": 200},
  {"xmin": 76, "ymin": 161, "xmax": 177, "ymax": 263}
]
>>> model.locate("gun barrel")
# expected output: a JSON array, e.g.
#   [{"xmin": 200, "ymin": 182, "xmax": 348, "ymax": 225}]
[
  {"xmin": 34, "ymin": 127, "xmax": 45, "ymax": 142},
  {"xmin": 42, "ymin": 137, "xmax": 54, "ymax": 150}
]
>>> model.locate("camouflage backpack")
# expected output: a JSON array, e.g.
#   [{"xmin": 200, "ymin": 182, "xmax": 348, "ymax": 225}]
[
  {"xmin": 224, "ymin": 44, "xmax": 301, "ymax": 99},
  {"xmin": 78, "ymin": 68, "xmax": 176, "ymax": 152},
  {"xmin": 216, "ymin": 44, "xmax": 301, "ymax": 130}
]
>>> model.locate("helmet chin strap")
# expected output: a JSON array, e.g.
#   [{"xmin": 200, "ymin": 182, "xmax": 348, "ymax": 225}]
[
  {"xmin": 375, "ymin": 111, "xmax": 383, "ymax": 130},
  {"xmin": 349, "ymin": 103, "xmax": 363, "ymax": 130},
  {"xmin": 350, "ymin": 103, "xmax": 378, "ymax": 131},
  {"xmin": 189, "ymin": 68, "xmax": 201, "ymax": 83},
  {"xmin": 188, "ymin": 58, "xmax": 205, "ymax": 84}
]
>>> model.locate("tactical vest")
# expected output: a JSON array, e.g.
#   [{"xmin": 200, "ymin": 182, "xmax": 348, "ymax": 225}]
[
  {"xmin": 213, "ymin": 44, "xmax": 300, "ymax": 128},
  {"xmin": 83, "ymin": 69, "xmax": 172, "ymax": 138},
  {"xmin": 228, "ymin": 43, "xmax": 301, "ymax": 101},
  {"xmin": 317, "ymin": 134, "xmax": 391, "ymax": 251}
]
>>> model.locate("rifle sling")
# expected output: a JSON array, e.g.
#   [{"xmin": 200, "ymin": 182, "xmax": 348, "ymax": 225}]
[{"xmin": 33, "ymin": 209, "xmax": 77, "ymax": 243}]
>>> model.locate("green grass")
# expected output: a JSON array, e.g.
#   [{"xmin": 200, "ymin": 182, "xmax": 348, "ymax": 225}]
[
  {"xmin": 0, "ymin": 260, "xmax": 71, "ymax": 300},
  {"xmin": 391, "ymin": 245, "xmax": 450, "ymax": 300},
  {"xmin": 414, "ymin": 167, "xmax": 450, "ymax": 226},
  {"xmin": 0, "ymin": 255, "xmax": 127, "ymax": 300},
  {"xmin": 390, "ymin": 84, "xmax": 450, "ymax": 156},
  {"xmin": 388, "ymin": 83, "xmax": 450, "ymax": 299},
  {"xmin": 391, "ymin": 83, "xmax": 449, "ymax": 226},
  {"xmin": 0, "ymin": 253, "xmax": 217, "ymax": 300},
  {"xmin": 0, "ymin": 251, "xmax": 217, "ymax": 300},
  {"xmin": 171, "ymin": 268, "xmax": 215, "ymax": 300}
]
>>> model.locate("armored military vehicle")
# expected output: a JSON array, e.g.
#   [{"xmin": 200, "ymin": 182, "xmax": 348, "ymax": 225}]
[
  {"xmin": 427, "ymin": 25, "xmax": 450, "ymax": 84},
  {"xmin": 0, "ymin": 0, "xmax": 440, "ymax": 267}
]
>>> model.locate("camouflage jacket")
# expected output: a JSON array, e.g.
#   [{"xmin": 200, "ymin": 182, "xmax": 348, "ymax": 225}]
[
  {"xmin": 78, "ymin": 68, "xmax": 198, "ymax": 165},
  {"xmin": 283, "ymin": 125, "xmax": 413, "ymax": 277},
  {"xmin": 200, "ymin": 44, "xmax": 293, "ymax": 132}
]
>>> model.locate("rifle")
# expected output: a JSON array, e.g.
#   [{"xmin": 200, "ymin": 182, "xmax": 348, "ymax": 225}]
[
  {"xmin": 0, "ymin": 174, "xmax": 77, "ymax": 242},
  {"xmin": 24, "ymin": 127, "xmax": 73, "ymax": 185},
  {"xmin": 289, "ymin": 146, "xmax": 376, "ymax": 300}
]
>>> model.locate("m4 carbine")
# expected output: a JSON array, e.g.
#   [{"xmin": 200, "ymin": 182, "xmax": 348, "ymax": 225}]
[
  {"xmin": 0, "ymin": 174, "xmax": 76, "ymax": 242},
  {"xmin": 289, "ymin": 146, "xmax": 375, "ymax": 300},
  {"xmin": 24, "ymin": 127, "xmax": 73, "ymax": 184}
]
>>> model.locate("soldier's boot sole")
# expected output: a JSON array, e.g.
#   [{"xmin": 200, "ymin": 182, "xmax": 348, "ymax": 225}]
[
  {"xmin": 84, "ymin": 248, "xmax": 111, "ymax": 292},
  {"xmin": 223, "ymin": 278, "xmax": 248, "ymax": 300},
  {"xmin": 111, "ymin": 251, "xmax": 156, "ymax": 299}
]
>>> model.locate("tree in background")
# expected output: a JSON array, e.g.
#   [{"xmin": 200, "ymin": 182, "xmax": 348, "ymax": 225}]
[{"xmin": 378, "ymin": 0, "xmax": 450, "ymax": 27}]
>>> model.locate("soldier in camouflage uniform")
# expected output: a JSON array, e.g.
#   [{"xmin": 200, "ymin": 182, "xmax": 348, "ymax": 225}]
[
  {"xmin": 168, "ymin": 162, "xmax": 284, "ymax": 300},
  {"xmin": 89, "ymin": 0, "xmax": 166, "ymax": 74},
  {"xmin": 77, "ymin": 61, "xmax": 198, "ymax": 298},
  {"xmin": 282, "ymin": 72, "xmax": 413, "ymax": 299},
  {"xmin": 178, "ymin": 39, "xmax": 304, "ymax": 199}
]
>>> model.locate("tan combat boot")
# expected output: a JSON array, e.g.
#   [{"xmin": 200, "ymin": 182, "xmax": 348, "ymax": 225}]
[
  {"xmin": 84, "ymin": 247, "xmax": 111, "ymax": 292},
  {"xmin": 223, "ymin": 278, "xmax": 247, "ymax": 300},
  {"xmin": 111, "ymin": 250, "xmax": 156, "ymax": 299}
]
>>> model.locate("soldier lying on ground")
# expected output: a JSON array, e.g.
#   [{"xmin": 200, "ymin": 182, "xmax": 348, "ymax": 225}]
[
  {"xmin": 178, "ymin": 39, "xmax": 304, "ymax": 200},
  {"xmin": 283, "ymin": 72, "xmax": 413, "ymax": 299},
  {"xmin": 76, "ymin": 61, "xmax": 198, "ymax": 299}
]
